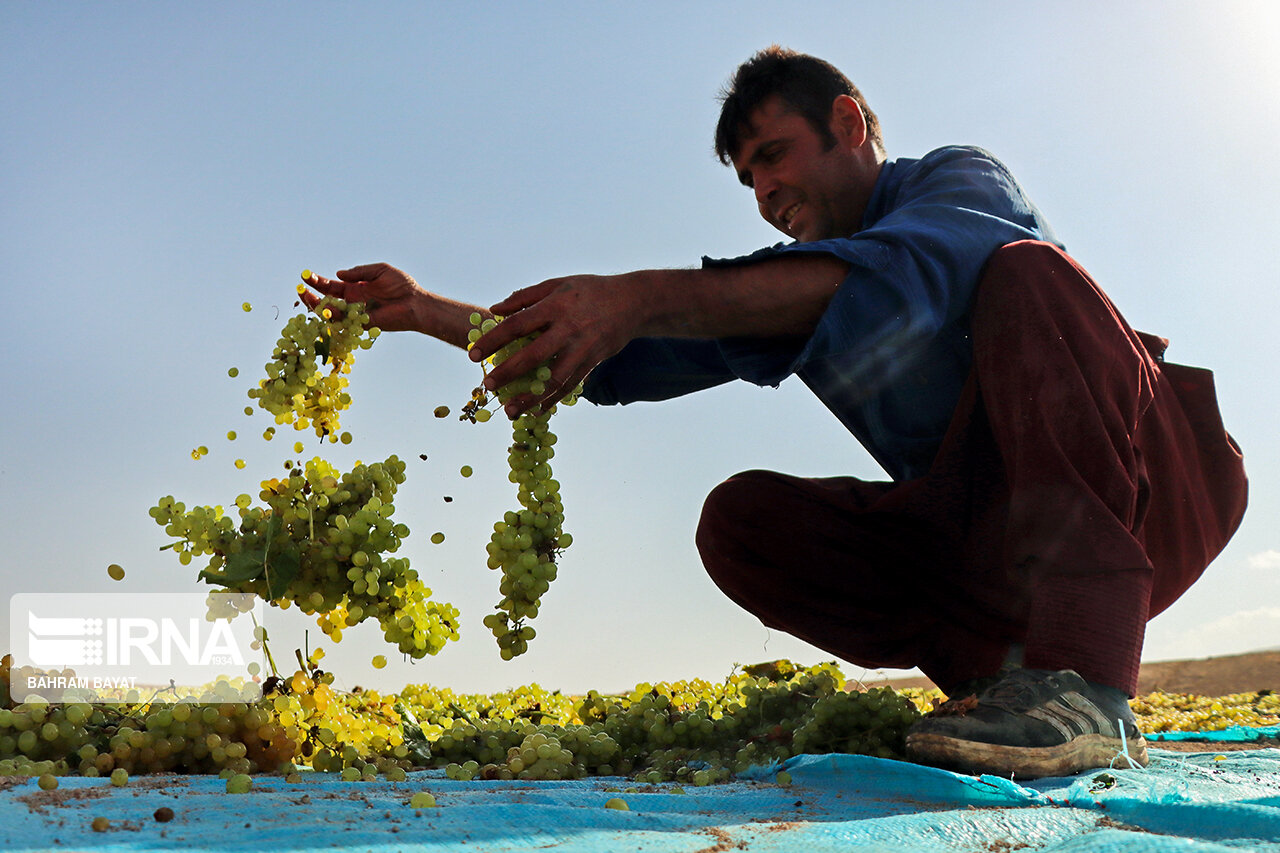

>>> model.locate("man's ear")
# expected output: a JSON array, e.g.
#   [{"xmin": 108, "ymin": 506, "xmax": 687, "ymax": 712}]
[{"xmin": 830, "ymin": 94, "xmax": 868, "ymax": 150}]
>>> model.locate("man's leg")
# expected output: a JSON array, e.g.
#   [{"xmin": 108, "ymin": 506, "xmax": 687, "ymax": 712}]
[
  {"xmin": 968, "ymin": 241, "xmax": 1245, "ymax": 695},
  {"xmin": 696, "ymin": 468, "xmax": 1011, "ymax": 693},
  {"xmin": 907, "ymin": 241, "xmax": 1246, "ymax": 777}
]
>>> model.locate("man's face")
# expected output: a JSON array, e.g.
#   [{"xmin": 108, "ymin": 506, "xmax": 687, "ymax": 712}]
[{"xmin": 730, "ymin": 95, "xmax": 869, "ymax": 243}]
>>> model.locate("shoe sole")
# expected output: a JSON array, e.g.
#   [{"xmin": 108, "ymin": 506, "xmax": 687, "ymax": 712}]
[{"xmin": 905, "ymin": 731, "xmax": 1150, "ymax": 779}]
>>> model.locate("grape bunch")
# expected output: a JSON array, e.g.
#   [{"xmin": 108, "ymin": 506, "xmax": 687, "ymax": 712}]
[
  {"xmin": 149, "ymin": 455, "xmax": 460, "ymax": 659},
  {"xmin": 791, "ymin": 686, "xmax": 921, "ymax": 759},
  {"xmin": 465, "ymin": 313, "xmax": 578, "ymax": 660},
  {"xmin": 246, "ymin": 288, "xmax": 378, "ymax": 441}
]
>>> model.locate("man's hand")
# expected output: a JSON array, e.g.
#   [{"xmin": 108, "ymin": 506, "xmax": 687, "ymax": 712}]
[
  {"xmin": 469, "ymin": 273, "xmax": 646, "ymax": 417},
  {"xmin": 470, "ymin": 254, "xmax": 849, "ymax": 418},
  {"xmin": 301, "ymin": 263, "xmax": 483, "ymax": 349},
  {"xmin": 300, "ymin": 263, "xmax": 430, "ymax": 333}
]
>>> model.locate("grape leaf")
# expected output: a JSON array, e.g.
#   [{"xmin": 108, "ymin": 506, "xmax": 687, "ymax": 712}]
[
  {"xmin": 198, "ymin": 570, "xmax": 230, "ymax": 587},
  {"xmin": 226, "ymin": 550, "xmax": 268, "ymax": 582},
  {"xmin": 264, "ymin": 545, "xmax": 301, "ymax": 598}
]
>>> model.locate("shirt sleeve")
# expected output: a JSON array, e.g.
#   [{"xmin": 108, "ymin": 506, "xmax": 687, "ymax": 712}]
[
  {"xmin": 581, "ymin": 337, "xmax": 737, "ymax": 405},
  {"xmin": 710, "ymin": 147, "xmax": 1061, "ymax": 390}
]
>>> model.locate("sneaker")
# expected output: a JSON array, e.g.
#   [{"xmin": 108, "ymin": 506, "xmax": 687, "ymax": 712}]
[{"xmin": 905, "ymin": 668, "xmax": 1149, "ymax": 778}]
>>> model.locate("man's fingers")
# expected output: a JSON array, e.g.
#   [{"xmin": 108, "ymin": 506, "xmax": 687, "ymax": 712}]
[
  {"xmin": 490, "ymin": 280, "xmax": 560, "ymax": 316},
  {"xmin": 501, "ymin": 341, "xmax": 597, "ymax": 418},
  {"xmin": 306, "ymin": 273, "xmax": 364, "ymax": 302},
  {"xmin": 483, "ymin": 331, "xmax": 559, "ymax": 392},
  {"xmin": 469, "ymin": 305, "xmax": 547, "ymax": 363},
  {"xmin": 336, "ymin": 264, "xmax": 387, "ymax": 282}
]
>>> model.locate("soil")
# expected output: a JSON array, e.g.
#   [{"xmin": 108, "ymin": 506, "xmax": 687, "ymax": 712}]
[{"xmin": 1134, "ymin": 649, "xmax": 1280, "ymax": 696}]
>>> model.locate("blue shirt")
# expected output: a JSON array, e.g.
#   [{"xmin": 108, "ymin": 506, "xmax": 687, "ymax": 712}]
[{"xmin": 581, "ymin": 146, "xmax": 1063, "ymax": 481}]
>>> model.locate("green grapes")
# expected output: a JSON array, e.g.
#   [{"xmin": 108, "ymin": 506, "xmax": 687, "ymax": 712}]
[
  {"xmin": 149, "ymin": 455, "xmax": 460, "ymax": 659},
  {"xmin": 4, "ymin": 650, "xmax": 1275, "ymax": 789},
  {"xmin": 465, "ymin": 313, "xmax": 580, "ymax": 660},
  {"xmin": 246, "ymin": 295, "xmax": 378, "ymax": 441},
  {"xmin": 226, "ymin": 772, "xmax": 252, "ymax": 793}
]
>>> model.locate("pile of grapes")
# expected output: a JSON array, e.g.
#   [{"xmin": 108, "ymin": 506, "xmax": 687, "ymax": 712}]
[
  {"xmin": 0, "ymin": 654, "xmax": 925, "ymax": 787},
  {"xmin": 1131, "ymin": 689, "xmax": 1280, "ymax": 733},
  {"xmin": 5, "ymin": 651, "xmax": 1276, "ymax": 791}
]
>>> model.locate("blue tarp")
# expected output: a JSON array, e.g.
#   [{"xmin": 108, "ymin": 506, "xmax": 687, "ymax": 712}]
[
  {"xmin": 1147, "ymin": 724, "xmax": 1280, "ymax": 742},
  {"xmin": 3, "ymin": 746, "xmax": 1279, "ymax": 851}
]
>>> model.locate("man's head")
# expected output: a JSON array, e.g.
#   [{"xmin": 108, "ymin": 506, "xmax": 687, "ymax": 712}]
[
  {"xmin": 714, "ymin": 46, "xmax": 884, "ymax": 167},
  {"xmin": 716, "ymin": 47, "xmax": 885, "ymax": 242}
]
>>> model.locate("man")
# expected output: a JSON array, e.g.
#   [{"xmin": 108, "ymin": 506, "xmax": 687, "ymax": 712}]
[{"xmin": 303, "ymin": 47, "xmax": 1246, "ymax": 778}]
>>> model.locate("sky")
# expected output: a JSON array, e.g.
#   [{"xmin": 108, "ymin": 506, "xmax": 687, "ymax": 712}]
[{"xmin": 3, "ymin": 1, "xmax": 1278, "ymax": 696}]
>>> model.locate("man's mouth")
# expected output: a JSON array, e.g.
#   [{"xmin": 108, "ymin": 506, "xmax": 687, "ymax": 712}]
[{"xmin": 779, "ymin": 201, "xmax": 802, "ymax": 232}]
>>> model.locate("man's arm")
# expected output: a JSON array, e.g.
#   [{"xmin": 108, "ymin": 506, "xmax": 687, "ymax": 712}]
[
  {"xmin": 301, "ymin": 263, "xmax": 487, "ymax": 350},
  {"xmin": 469, "ymin": 252, "xmax": 850, "ymax": 417}
]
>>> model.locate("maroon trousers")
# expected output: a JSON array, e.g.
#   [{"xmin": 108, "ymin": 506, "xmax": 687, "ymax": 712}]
[{"xmin": 696, "ymin": 241, "xmax": 1247, "ymax": 696}]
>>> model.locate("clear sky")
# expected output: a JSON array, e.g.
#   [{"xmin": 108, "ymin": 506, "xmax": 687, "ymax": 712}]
[{"xmin": 3, "ymin": 1, "xmax": 1278, "ymax": 695}]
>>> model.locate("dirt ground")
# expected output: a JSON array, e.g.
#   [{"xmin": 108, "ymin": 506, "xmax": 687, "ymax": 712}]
[
  {"xmin": 860, "ymin": 649, "xmax": 1280, "ymax": 696},
  {"xmin": 1134, "ymin": 649, "xmax": 1280, "ymax": 696}
]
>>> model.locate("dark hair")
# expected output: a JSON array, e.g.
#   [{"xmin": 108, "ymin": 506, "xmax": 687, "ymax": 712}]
[{"xmin": 714, "ymin": 46, "xmax": 883, "ymax": 165}]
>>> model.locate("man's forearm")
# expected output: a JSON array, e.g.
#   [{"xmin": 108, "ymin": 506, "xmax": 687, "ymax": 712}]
[
  {"xmin": 632, "ymin": 253, "xmax": 849, "ymax": 340},
  {"xmin": 412, "ymin": 292, "xmax": 491, "ymax": 350}
]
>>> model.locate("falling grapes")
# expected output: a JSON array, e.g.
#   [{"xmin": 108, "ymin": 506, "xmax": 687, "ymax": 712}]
[
  {"xmin": 150, "ymin": 455, "xmax": 460, "ymax": 659},
  {"xmin": 463, "ymin": 313, "xmax": 579, "ymax": 660},
  {"xmin": 246, "ymin": 286, "xmax": 378, "ymax": 442},
  {"xmin": 150, "ymin": 273, "xmax": 462, "ymax": 659}
]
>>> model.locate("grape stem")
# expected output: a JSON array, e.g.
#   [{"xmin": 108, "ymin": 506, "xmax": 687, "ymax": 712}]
[
  {"xmin": 261, "ymin": 514, "xmax": 279, "ymax": 598},
  {"xmin": 253, "ymin": 612, "xmax": 280, "ymax": 679}
]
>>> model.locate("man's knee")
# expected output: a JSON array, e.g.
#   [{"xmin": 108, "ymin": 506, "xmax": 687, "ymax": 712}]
[{"xmin": 695, "ymin": 470, "xmax": 775, "ymax": 581}]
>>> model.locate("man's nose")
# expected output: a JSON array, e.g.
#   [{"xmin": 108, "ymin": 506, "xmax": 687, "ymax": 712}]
[{"xmin": 754, "ymin": 179, "xmax": 777, "ymax": 213}]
